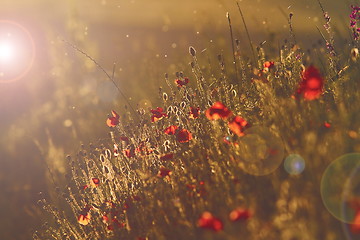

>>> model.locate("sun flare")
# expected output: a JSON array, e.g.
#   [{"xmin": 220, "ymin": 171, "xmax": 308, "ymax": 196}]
[
  {"xmin": 0, "ymin": 20, "xmax": 35, "ymax": 83},
  {"xmin": 0, "ymin": 40, "xmax": 16, "ymax": 63}
]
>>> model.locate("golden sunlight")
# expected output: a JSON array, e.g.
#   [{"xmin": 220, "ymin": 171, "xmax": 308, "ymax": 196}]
[
  {"xmin": 0, "ymin": 20, "xmax": 35, "ymax": 83},
  {"xmin": 0, "ymin": 39, "xmax": 15, "ymax": 62}
]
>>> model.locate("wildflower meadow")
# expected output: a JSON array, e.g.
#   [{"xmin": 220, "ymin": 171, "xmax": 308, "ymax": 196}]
[{"xmin": 1, "ymin": 0, "xmax": 360, "ymax": 239}]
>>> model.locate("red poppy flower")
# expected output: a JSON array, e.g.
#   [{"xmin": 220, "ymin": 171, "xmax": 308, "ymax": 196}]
[
  {"xmin": 351, "ymin": 208, "xmax": 360, "ymax": 234},
  {"xmin": 106, "ymin": 110, "xmax": 120, "ymax": 127},
  {"xmin": 150, "ymin": 107, "xmax": 168, "ymax": 122},
  {"xmin": 229, "ymin": 208, "xmax": 251, "ymax": 222},
  {"xmin": 189, "ymin": 106, "xmax": 200, "ymax": 119},
  {"xmin": 157, "ymin": 166, "xmax": 172, "ymax": 178},
  {"xmin": 324, "ymin": 122, "xmax": 331, "ymax": 128},
  {"xmin": 206, "ymin": 102, "xmax": 232, "ymax": 120},
  {"xmin": 197, "ymin": 212, "xmax": 223, "ymax": 232},
  {"xmin": 263, "ymin": 61, "xmax": 274, "ymax": 69},
  {"xmin": 262, "ymin": 61, "xmax": 274, "ymax": 73},
  {"xmin": 296, "ymin": 65, "xmax": 324, "ymax": 100},
  {"xmin": 175, "ymin": 77, "xmax": 189, "ymax": 87},
  {"xmin": 102, "ymin": 215, "xmax": 109, "ymax": 223},
  {"xmin": 123, "ymin": 148, "xmax": 135, "ymax": 158},
  {"xmin": 164, "ymin": 125, "xmax": 178, "ymax": 135},
  {"xmin": 78, "ymin": 206, "xmax": 92, "ymax": 225},
  {"xmin": 91, "ymin": 177, "xmax": 100, "ymax": 187},
  {"xmin": 228, "ymin": 116, "xmax": 249, "ymax": 136},
  {"xmin": 348, "ymin": 198, "xmax": 360, "ymax": 233},
  {"xmin": 176, "ymin": 129, "xmax": 192, "ymax": 143},
  {"xmin": 160, "ymin": 153, "xmax": 174, "ymax": 161},
  {"xmin": 78, "ymin": 213, "xmax": 91, "ymax": 225}
]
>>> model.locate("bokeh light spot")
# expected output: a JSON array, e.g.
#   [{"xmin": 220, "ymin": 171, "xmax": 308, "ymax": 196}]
[
  {"xmin": 320, "ymin": 153, "xmax": 360, "ymax": 224},
  {"xmin": 63, "ymin": 119, "xmax": 73, "ymax": 127},
  {"xmin": 284, "ymin": 154, "xmax": 305, "ymax": 175},
  {"xmin": 138, "ymin": 99, "xmax": 152, "ymax": 109}
]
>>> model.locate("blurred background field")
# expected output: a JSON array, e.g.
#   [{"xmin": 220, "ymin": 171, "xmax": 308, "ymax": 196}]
[{"xmin": 0, "ymin": 0, "xmax": 354, "ymax": 239}]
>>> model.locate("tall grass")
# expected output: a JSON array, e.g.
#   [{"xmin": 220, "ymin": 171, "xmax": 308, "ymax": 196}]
[{"xmin": 34, "ymin": 2, "xmax": 360, "ymax": 240}]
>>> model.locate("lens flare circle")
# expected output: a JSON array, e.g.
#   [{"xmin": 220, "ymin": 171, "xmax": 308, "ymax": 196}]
[
  {"xmin": 0, "ymin": 20, "xmax": 35, "ymax": 83},
  {"xmin": 341, "ymin": 159, "xmax": 360, "ymax": 239},
  {"xmin": 341, "ymin": 164, "xmax": 360, "ymax": 240},
  {"xmin": 320, "ymin": 153, "xmax": 360, "ymax": 224},
  {"xmin": 237, "ymin": 126, "xmax": 284, "ymax": 176},
  {"xmin": 284, "ymin": 154, "xmax": 306, "ymax": 175}
]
